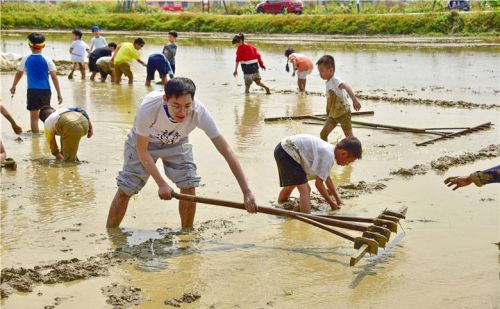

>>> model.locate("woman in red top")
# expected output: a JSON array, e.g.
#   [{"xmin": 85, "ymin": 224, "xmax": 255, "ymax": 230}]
[
  {"xmin": 285, "ymin": 48, "xmax": 314, "ymax": 92},
  {"xmin": 232, "ymin": 33, "xmax": 270, "ymax": 95}
]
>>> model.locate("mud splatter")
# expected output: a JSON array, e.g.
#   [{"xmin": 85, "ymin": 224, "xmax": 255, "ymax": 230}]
[
  {"xmin": 390, "ymin": 164, "xmax": 428, "ymax": 177},
  {"xmin": 355, "ymin": 93, "xmax": 498, "ymax": 110},
  {"xmin": 101, "ymin": 283, "xmax": 143, "ymax": 309},
  {"xmin": 430, "ymin": 144, "xmax": 500, "ymax": 171},
  {"xmin": 391, "ymin": 144, "xmax": 500, "ymax": 177},
  {"xmin": 164, "ymin": 292, "xmax": 201, "ymax": 307},
  {"xmin": 0, "ymin": 254, "xmax": 117, "ymax": 298},
  {"xmin": 275, "ymin": 181, "xmax": 387, "ymax": 212},
  {"xmin": 273, "ymin": 89, "xmax": 498, "ymax": 110}
]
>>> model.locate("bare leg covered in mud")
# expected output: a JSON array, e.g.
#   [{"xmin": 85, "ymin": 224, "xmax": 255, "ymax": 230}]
[
  {"xmin": 106, "ymin": 187, "xmax": 198, "ymax": 228},
  {"xmin": 320, "ymin": 122, "xmax": 335, "ymax": 141},
  {"xmin": 278, "ymin": 183, "xmax": 311, "ymax": 213},
  {"xmin": 179, "ymin": 187, "xmax": 196, "ymax": 228},
  {"xmin": 298, "ymin": 78, "xmax": 306, "ymax": 92},
  {"xmin": 30, "ymin": 110, "xmax": 40, "ymax": 133},
  {"xmin": 106, "ymin": 188, "xmax": 131, "ymax": 228},
  {"xmin": 255, "ymin": 79, "xmax": 271, "ymax": 94}
]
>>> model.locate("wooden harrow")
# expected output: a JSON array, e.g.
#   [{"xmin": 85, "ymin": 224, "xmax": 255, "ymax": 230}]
[
  {"xmin": 172, "ymin": 192, "xmax": 408, "ymax": 266},
  {"xmin": 274, "ymin": 113, "xmax": 493, "ymax": 147}
]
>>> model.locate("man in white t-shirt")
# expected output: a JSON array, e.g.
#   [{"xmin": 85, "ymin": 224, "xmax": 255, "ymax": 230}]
[
  {"xmin": 274, "ymin": 134, "xmax": 362, "ymax": 213},
  {"xmin": 69, "ymin": 29, "xmax": 90, "ymax": 80},
  {"xmin": 107, "ymin": 77, "xmax": 257, "ymax": 229}
]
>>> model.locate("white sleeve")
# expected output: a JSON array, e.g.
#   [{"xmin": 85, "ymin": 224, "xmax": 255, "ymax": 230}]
[
  {"xmin": 333, "ymin": 76, "xmax": 344, "ymax": 88},
  {"xmin": 17, "ymin": 55, "xmax": 28, "ymax": 71},
  {"xmin": 134, "ymin": 104, "xmax": 154, "ymax": 137},
  {"xmin": 196, "ymin": 103, "xmax": 221, "ymax": 139},
  {"xmin": 44, "ymin": 55, "xmax": 57, "ymax": 72},
  {"xmin": 70, "ymin": 41, "xmax": 76, "ymax": 49}
]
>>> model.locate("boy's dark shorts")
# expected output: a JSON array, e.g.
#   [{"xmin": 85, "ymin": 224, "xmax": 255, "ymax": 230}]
[
  {"xmin": 274, "ymin": 143, "xmax": 307, "ymax": 187},
  {"xmin": 26, "ymin": 89, "xmax": 51, "ymax": 111},
  {"xmin": 88, "ymin": 55, "xmax": 100, "ymax": 72},
  {"xmin": 146, "ymin": 55, "xmax": 167, "ymax": 81}
]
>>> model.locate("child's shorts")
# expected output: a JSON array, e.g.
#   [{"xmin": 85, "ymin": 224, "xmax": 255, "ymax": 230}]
[
  {"xmin": 26, "ymin": 89, "xmax": 51, "ymax": 111},
  {"xmin": 116, "ymin": 135, "xmax": 201, "ymax": 196},
  {"xmin": 146, "ymin": 54, "xmax": 167, "ymax": 81},
  {"xmin": 57, "ymin": 111, "xmax": 89, "ymax": 162},
  {"xmin": 114, "ymin": 62, "xmax": 132, "ymax": 77},
  {"xmin": 244, "ymin": 72, "xmax": 261, "ymax": 86},
  {"xmin": 274, "ymin": 143, "xmax": 307, "ymax": 187},
  {"xmin": 88, "ymin": 55, "xmax": 100, "ymax": 72},
  {"xmin": 71, "ymin": 55, "xmax": 86, "ymax": 64},
  {"xmin": 297, "ymin": 70, "xmax": 312, "ymax": 79},
  {"xmin": 326, "ymin": 112, "xmax": 352, "ymax": 132}
]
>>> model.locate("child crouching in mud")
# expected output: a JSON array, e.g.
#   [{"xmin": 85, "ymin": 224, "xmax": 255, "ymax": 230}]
[
  {"xmin": 284, "ymin": 48, "xmax": 313, "ymax": 92},
  {"xmin": 232, "ymin": 33, "xmax": 270, "ymax": 95},
  {"xmin": 274, "ymin": 134, "xmax": 362, "ymax": 213}
]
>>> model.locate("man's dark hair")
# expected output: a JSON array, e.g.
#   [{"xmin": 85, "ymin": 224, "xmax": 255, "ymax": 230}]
[
  {"xmin": 231, "ymin": 33, "xmax": 245, "ymax": 45},
  {"xmin": 336, "ymin": 137, "xmax": 362, "ymax": 159},
  {"xmin": 168, "ymin": 30, "xmax": 178, "ymax": 38},
  {"xmin": 27, "ymin": 32, "xmax": 45, "ymax": 44},
  {"xmin": 164, "ymin": 77, "xmax": 196, "ymax": 100},
  {"xmin": 108, "ymin": 42, "xmax": 117, "ymax": 49},
  {"xmin": 39, "ymin": 106, "xmax": 55, "ymax": 123},
  {"xmin": 134, "ymin": 38, "xmax": 145, "ymax": 46},
  {"xmin": 284, "ymin": 47, "xmax": 295, "ymax": 58},
  {"xmin": 72, "ymin": 29, "xmax": 83, "ymax": 39},
  {"xmin": 316, "ymin": 55, "xmax": 335, "ymax": 70}
]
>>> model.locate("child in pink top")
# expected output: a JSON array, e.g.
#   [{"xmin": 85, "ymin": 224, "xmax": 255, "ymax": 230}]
[{"xmin": 285, "ymin": 48, "xmax": 313, "ymax": 92}]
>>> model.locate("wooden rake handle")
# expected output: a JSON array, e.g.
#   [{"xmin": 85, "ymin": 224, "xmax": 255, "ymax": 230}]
[{"xmin": 171, "ymin": 192, "xmax": 368, "ymax": 233}]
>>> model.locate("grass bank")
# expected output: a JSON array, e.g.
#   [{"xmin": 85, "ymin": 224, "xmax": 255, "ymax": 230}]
[{"xmin": 1, "ymin": 3, "xmax": 498, "ymax": 35}]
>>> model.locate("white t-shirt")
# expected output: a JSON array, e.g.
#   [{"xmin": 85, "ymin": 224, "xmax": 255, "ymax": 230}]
[
  {"xmin": 44, "ymin": 108, "xmax": 72, "ymax": 134},
  {"xmin": 281, "ymin": 134, "xmax": 335, "ymax": 181},
  {"xmin": 91, "ymin": 36, "xmax": 108, "ymax": 50},
  {"xmin": 70, "ymin": 40, "xmax": 89, "ymax": 58},
  {"xmin": 133, "ymin": 90, "xmax": 221, "ymax": 144},
  {"xmin": 326, "ymin": 75, "xmax": 350, "ymax": 112}
]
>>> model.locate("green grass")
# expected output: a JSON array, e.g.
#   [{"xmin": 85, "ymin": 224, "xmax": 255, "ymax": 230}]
[{"xmin": 1, "ymin": 3, "xmax": 499, "ymax": 35}]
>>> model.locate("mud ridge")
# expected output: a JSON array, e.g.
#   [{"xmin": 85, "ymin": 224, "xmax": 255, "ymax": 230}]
[
  {"xmin": 0, "ymin": 253, "xmax": 118, "ymax": 299},
  {"xmin": 101, "ymin": 282, "xmax": 143, "ymax": 309},
  {"xmin": 391, "ymin": 144, "xmax": 500, "ymax": 177},
  {"xmin": 272, "ymin": 89, "xmax": 497, "ymax": 110},
  {"xmin": 164, "ymin": 292, "xmax": 201, "ymax": 307}
]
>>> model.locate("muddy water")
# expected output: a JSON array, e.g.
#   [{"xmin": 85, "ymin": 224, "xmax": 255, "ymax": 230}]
[{"xmin": 1, "ymin": 32, "xmax": 499, "ymax": 308}]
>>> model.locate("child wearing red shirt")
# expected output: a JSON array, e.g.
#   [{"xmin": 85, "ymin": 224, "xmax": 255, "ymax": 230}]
[{"xmin": 232, "ymin": 33, "xmax": 270, "ymax": 95}]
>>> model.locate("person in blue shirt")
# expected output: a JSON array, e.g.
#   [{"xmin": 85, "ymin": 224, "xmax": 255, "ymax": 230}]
[
  {"xmin": 10, "ymin": 32, "xmax": 63, "ymax": 133},
  {"xmin": 444, "ymin": 165, "xmax": 500, "ymax": 190},
  {"xmin": 145, "ymin": 53, "xmax": 174, "ymax": 86}
]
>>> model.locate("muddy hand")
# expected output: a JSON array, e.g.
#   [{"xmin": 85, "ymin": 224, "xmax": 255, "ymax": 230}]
[
  {"xmin": 353, "ymin": 99, "xmax": 361, "ymax": 111},
  {"xmin": 158, "ymin": 183, "xmax": 173, "ymax": 200},
  {"xmin": 243, "ymin": 191, "xmax": 257, "ymax": 213},
  {"xmin": 444, "ymin": 176, "xmax": 472, "ymax": 191},
  {"xmin": 12, "ymin": 123, "xmax": 22, "ymax": 135}
]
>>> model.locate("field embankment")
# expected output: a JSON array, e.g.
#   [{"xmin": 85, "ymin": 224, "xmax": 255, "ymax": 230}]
[{"xmin": 1, "ymin": 3, "xmax": 499, "ymax": 35}]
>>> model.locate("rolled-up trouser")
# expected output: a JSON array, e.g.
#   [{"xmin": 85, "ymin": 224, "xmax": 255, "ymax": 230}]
[{"xmin": 57, "ymin": 112, "xmax": 89, "ymax": 162}]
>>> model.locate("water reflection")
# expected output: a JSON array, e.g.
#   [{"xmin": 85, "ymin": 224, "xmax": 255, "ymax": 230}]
[{"xmin": 234, "ymin": 95, "xmax": 263, "ymax": 151}]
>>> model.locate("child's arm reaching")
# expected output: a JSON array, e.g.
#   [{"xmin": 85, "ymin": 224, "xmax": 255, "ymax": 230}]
[
  {"xmin": 136, "ymin": 59, "xmax": 147, "ymax": 67},
  {"xmin": 339, "ymin": 82, "xmax": 361, "ymax": 111},
  {"xmin": 233, "ymin": 62, "xmax": 239, "ymax": 77},
  {"xmin": 325, "ymin": 176, "xmax": 343, "ymax": 205},
  {"xmin": 315, "ymin": 177, "xmax": 340, "ymax": 210}
]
